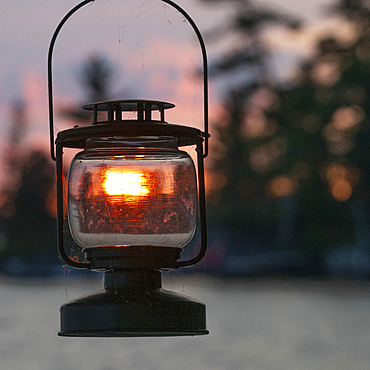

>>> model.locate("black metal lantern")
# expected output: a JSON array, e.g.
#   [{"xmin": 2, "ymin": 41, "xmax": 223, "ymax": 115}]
[{"xmin": 48, "ymin": 0, "xmax": 209, "ymax": 337}]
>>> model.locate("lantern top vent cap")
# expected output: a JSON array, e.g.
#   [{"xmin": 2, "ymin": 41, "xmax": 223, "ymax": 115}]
[
  {"xmin": 83, "ymin": 99, "xmax": 176, "ymax": 124},
  {"xmin": 82, "ymin": 99, "xmax": 175, "ymax": 112}
]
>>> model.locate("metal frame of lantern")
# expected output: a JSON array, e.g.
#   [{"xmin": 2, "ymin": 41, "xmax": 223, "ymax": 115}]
[{"xmin": 48, "ymin": 0, "xmax": 209, "ymax": 337}]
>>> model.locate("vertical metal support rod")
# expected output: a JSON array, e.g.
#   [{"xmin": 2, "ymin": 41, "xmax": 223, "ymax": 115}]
[
  {"xmin": 138, "ymin": 101, "xmax": 144, "ymax": 121},
  {"xmin": 145, "ymin": 102, "xmax": 152, "ymax": 122},
  {"xmin": 175, "ymin": 140, "xmax": 207, "ymax": 268},
  {"xmin": 115, "ymin": 108, "xmax": 122, "ymax": 121},
  {"xmin": 93, "ymin": 105, "xmax": 98, "ymax": 124},
  {"xmin": 159, "ymin": 103, "xmax": 165, "ymax": 121},
  {"xmin": 108, "ymin": 105, "xmax": 113, "ymax": 121},
  {"xmin": 56, "ymin": 144, "xmax": 91, "ymax": 269}
]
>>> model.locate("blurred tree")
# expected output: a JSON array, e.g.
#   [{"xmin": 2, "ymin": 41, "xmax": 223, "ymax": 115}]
[
  {"xmin": 203, "ymin": 0, "xmax": 370, "ymax": 265},
  {"xmin": 201, "ymin": 0, "xmax": 300, "ymax": 81},
  {"xmin": 80, "ymin": 54, "xmax": 114, "ymax": 103},
  {"xmin": 0, "ymin": 101, "xmax": 26, "ymax": 219},
  {"xmin": 0, "ymin": 102, "xmax": 58, "ymax": 267},
  {"xmin": 200, "ymin": 0, "xmax": 301, "ymax": 256},
  {"xmin": 62, "ymin": 55, "xmax": 114, "ymax": 123},
  {"xmin": 268, "ymin": 0, "xmax": 370, "ymax": 256},
  {"xmin": 1, "ymin": 151, "xmax": 57, "ymax": 261}
]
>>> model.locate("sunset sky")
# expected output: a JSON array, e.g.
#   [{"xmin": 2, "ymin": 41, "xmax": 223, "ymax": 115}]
[{"xmin": 0, "ymin": 0, "xmax": 345, "ymax": 156}]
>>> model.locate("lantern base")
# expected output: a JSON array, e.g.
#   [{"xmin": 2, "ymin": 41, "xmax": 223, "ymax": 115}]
[{"xmin": 59, "ymin": 270, "xmax": 208, "ymax": 337}]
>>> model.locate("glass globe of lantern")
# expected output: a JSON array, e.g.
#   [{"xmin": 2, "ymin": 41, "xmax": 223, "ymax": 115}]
[{"xmin": 68, "ymin": 138, "xmax": 198, "ymax": 251}]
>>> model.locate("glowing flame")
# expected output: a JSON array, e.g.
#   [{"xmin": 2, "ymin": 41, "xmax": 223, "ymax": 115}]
[{"xmin": 103, "ymin": 170, "xmax": 149, "ymax": 197}]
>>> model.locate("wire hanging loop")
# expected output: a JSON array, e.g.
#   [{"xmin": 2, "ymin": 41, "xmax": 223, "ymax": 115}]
[{"xmin": 47, "ymin": 0, "xmax": 209, "ymax": 161}]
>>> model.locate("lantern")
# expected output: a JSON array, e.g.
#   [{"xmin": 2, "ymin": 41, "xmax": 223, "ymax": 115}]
[{"xmin": 48, "ymin": 0, "xmax": 209, "ymax": 337}]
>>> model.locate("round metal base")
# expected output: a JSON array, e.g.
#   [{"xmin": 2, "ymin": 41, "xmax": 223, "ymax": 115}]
[{"xmin": 59, "ymin": 271, "xmax": 208, "ymax": 337}]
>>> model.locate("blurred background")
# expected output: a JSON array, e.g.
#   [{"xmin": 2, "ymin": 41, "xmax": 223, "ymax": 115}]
[{"xmin": 1, "ymin": 0, "xmax": 370, "ymax": 369}]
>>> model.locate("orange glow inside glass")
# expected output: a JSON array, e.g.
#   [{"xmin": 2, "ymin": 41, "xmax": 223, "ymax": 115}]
[{"xmin": 103, "ymin": 169, "xmax": 150, "ymax": 197}]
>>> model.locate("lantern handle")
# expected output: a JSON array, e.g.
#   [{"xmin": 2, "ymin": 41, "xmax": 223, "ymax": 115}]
[{"xmin": 48, "ymin": 0, "xmax": 209, "ymax": 161}]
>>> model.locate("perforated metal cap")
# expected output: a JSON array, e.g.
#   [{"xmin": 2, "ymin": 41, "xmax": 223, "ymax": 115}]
[{"xmin": 83, "ymin": 99, "xmax": 175, "ymax": 124}]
